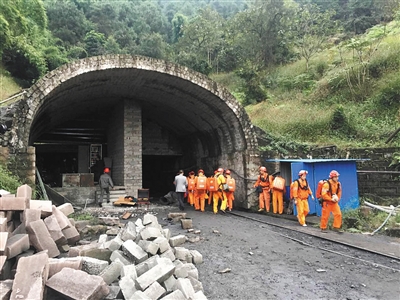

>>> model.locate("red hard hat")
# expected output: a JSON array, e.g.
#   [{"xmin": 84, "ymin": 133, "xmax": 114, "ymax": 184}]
[
  {"xmin": 189, "ymin": 171, "xmax": 195, "ymax": 175},
  {"xmin": 104, "ymin": 168, "xmax": 110, "ymax": 173},
  {"xmin": 329, "ymin": 170, "xmax": 340, "ymax": 178},
  {"xmin": 298, "ymin": 170, "xmax": 308, "ymax": 176},
  {"xmin": 217, "ymin": 167, "xmax": 224, "ymax": 173},
  {"xmin": 260, "ymin": 166, "xmax": 267, "ymax": 172},
  {"xmin": 225, "ymin": 169, "xmax": 231, "ymax": 175},
  {"xmin": 198, "ymin": 169, "xmax": 204, "ymax": 174}
]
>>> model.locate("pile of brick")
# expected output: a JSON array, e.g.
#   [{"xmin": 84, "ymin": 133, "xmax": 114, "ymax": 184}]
[{"xmin": 0, "ymin": 184, "xmax": 207, "ymax": 300}]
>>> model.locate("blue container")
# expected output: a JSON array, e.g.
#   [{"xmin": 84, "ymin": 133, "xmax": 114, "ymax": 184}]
[{"xmin": 267, "ymin": 159, "xmax": 360, "ymax": 217}]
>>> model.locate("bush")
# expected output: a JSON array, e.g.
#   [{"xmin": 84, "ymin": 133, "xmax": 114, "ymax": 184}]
[
  {"xmin": 373, "ymin": 74, "xmax": 400, "ymax": 110},
  {"xmin": 277, "ymin": 73, "xmax": 316, "ymax": 92},
  {"xmin": 0, "ymin": 163, "xmax": 22, "ymax": 194},
  {"xmin": 329, "ymin": 105, "xmax": 357, "ymax": 137},
  {"xmin": 368, "ymin": 50, "xmax": 400, "ymax": 78},
  {"xmin": 313, "ymin": 61, "xmax": 329, "ymax": 78}
]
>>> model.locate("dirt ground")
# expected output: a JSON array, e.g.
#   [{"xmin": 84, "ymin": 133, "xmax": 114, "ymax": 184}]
[{"xmin": 88, "ymin": 203, "xmax": 400, "ymax": 300}]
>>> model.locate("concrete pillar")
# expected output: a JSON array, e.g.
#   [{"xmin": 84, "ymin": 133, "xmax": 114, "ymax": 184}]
[{"xmin": 124, "ymin": 100, "xmax": 142, "ymax": 196}]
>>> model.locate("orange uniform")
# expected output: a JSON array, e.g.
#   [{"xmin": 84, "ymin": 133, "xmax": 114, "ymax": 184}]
[
  {"xmin": 195, "ymin": 173, "xmax": 207, "ymax": 211},
  {"xmin": 225, "ymin": 174, "xmax": 235, "ymax": 211},
  {"xmin": 292, "ymin": 178, "xmax": 313, "ymax": 226},
  {"xmin": 272, "ymin": 176, "xmax": 286, "ymax": 214},
  {"xmin": 254, "ymin": 172, "xmax": 273, "ymax": 212},
  {"xmin": 320, "ymin": 179, "xmax": 342, "ymax": 230},
  {"xmin": 187, "ymin": 173, "xmax": 196, "ymax": 206}
]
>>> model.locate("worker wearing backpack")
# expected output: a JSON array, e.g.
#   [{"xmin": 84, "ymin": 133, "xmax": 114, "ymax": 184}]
[
  {"xmin": 320, "ymin": 170, "xmax": 343, "ymax": 233},
  {"xmin": 254, "ymin": 166, "xmax": 273, "ymax": 212},
  {"xmin": 195, "ymin": 169, "xmax": 207, "ymax": 212},
  {"xmin": 224, "ymin": 169, "xmax": 236, "ymax": 211},
  {"xmin": 187, "ymin": 171, "xmax": 196, "ymax": 206},
  {"xmin": 292, "ymin": 170, "xmax": 314, "ymax": 226},
  {"xmin": 271, "ymin": 172, "xmax": 286, "ymax": 214}
]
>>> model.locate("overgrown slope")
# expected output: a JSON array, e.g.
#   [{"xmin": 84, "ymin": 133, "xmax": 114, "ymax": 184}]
[{"xmin": 213, "ymin": 21, "xmax": 400, "ymax": 148}]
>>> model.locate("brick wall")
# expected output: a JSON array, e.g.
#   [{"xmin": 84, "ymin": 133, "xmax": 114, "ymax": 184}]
[{"xmin": 123, "ymin": 100, "xmax": 142, "ymax": 196}]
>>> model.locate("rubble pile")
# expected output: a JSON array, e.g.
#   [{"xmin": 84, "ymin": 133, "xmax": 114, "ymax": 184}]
[{"xmin": 0, "ymin": 184, "xmax": 207, "ymax": 300}]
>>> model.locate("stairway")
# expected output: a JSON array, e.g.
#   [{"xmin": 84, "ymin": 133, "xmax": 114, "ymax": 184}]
[{"xmin": 96, "ymin": 186, "xmax": 126, "ymax": 207}]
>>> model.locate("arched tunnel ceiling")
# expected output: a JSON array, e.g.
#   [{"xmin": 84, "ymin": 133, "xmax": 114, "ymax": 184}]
[{"xmin": 30, "ymin": 68, "xmax": 244, "ymax": 150}]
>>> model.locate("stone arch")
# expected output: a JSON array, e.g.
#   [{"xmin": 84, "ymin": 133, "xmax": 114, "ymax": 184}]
[{"xmin": 6, "ymin": 55, "xmax": 261, "ymax": 208}]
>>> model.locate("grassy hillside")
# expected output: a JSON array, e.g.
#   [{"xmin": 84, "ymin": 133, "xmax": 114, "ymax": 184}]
[
  {"xmin": 0, "ymin": 64, "xmax": 22, "ymax": 102},
  {"xmin": 213, "ymin": 21, "xmax": 400, "ymax": 149}
]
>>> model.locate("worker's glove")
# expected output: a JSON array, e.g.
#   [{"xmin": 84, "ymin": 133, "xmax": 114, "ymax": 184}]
[
  {"xmin": 332, "ymin": 194, "xmax": 339, "ymax": 202},
  {"xmin": 311, "ymin": 195, "xmax": 315, "ymax": 200},
  {"xmin": 294, "ymin": 199, "xmax": 298, "ymax": 205}
]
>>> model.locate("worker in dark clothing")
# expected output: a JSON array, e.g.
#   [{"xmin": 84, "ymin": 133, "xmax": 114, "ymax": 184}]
[{"xmin": 98, "ymin": 168, "xmax": 114, "ymax": 207}]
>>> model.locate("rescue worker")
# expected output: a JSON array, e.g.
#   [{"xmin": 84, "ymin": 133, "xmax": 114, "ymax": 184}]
[
  {"xmin": 187, "ymin": 171, "xmax": 196, "ymax": 206},
  {"xmin": 208, "ymin": 170, "xmax": 218, "ymax": 206},
  {"xmin": 195, "ymin": 169, "xmax": 207, "ymax": 212},
  {"xmin": 213, "ymin": 167, "xmax": 228, "ymax": 214},
  {"xmin": 292, "ymin": 170, "xmax": 314, "ymax": 226},
  {"xmin": 320, "ymin": 170, "xmax": 343, "ymax": 233},
  {"xmin": 254, "ymin": 166, "xmax": 273, "ymax": 212},
  {"xmin": 271, "ymin": 172, "xmax": 286, "ymax": 214},
  {"xmin": 225, "ymin": 169, "xmax": 235, "ymax": 211},
  {"xmin": 98, "ymin": 168, "xmax": 114, "ymax": 207}
]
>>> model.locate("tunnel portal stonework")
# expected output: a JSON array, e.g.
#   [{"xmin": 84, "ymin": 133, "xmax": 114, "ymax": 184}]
[{"xmin": 0, "ymin": 55, "xmax": 261, "ymax": 208}]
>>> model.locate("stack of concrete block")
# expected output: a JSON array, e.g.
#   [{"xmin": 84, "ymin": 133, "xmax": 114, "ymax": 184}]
[
  {"xmin": 97, "ymin": 212, "xmax": 207, "ymax": 300},
  {"xmin": 0, "ymin": 184, "xmax": 207, "ymax": 300},
  {"xmin": 0, "ymin": 184, "xmax": 86, "ymax": 298}
]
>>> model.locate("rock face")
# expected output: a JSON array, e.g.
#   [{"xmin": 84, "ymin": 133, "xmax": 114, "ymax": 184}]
[{"xmin": 0, "ymin": 183, "xmax": 207, "ymax": 299}]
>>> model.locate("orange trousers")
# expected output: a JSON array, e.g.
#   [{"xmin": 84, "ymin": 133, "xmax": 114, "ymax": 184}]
[
  {"xmin": 296, "ymin": 198, "xmax": 309, "ymax": 225},
  {"xmin": 195, "ymin": 192, "xmax": 206, "ymax": 211},
  {"xmin": 208, "ymin": 192, "xmax": 213, "ymax": 205},
  {"xmin": 226, "ymin": 191, "xmax": 234, "ymax": 211},
  {"xmin": 320, "ymin": 201, "xmax": 342, "ymax": 229},
  {"xmin": 213, "ymin": 191, "xmax": 227, "ymax": 214},
  {"xmin": 188, "ymin": 191, "xmax": 195, "ymax": 205},
  {"xmin": 272, "ymin": 190, "xmax": 284, "ymax": 214},
  {"xmin": 259, "ymin": 188, "xmax": 271, "ymax": 212}
]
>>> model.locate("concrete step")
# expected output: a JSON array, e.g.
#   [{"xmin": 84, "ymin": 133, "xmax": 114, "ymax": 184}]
[{"xmin": 96, "ymin": 187, "xmax": 126, "ymax": 203}]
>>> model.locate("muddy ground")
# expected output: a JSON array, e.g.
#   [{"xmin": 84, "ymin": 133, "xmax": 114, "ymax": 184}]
[{"xmin": 87, "ymin": 202, "xmax": 400, "ymax": 300}]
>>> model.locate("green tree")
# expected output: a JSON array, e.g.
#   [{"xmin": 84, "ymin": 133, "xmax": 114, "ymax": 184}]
[
  {"xmin": 171, "ymin": 13, "xmax": 187, "ymax": 43},
  {"xmin": 176, "ymin": 7, "xmax": 224, "ymax": 73},
  {"xmin": 45, "ymin": 0, "xmax": 92, "ymax": 48},
  {"xmin": 136, "ymin": 32, "xmax": 168, "ymax": 59},
  {"xmin": 291, "ymin": 4, "xmax": 337, "ymax": 70},
  {"xmin": 0, "ymin": 0, "xmax": 60, "ymax": 84},
  {"xmin": 230, "ymin": 0, "xmax": 291, "ymax": 67},
  {"xmin": 84, "ymin": 30, "xmax": 106, "ymax": 56}
]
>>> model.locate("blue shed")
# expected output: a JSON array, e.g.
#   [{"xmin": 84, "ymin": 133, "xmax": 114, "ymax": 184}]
[{"xmin": 266, "ymin": 159, "xmax": 360, "ymax": 216}]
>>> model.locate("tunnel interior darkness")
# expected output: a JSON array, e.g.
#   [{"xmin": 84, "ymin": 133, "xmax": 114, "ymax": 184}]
[{"xmin": 30, "ymin": 67, "xmax": 249, "ymax": 197}]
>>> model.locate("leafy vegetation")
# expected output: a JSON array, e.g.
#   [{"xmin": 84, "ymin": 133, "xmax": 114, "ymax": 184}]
[
  {"xmin": 1, "ymin": 0, "xmax": 399, "ymax": 147},
  {"xmin": 0, "ymin": 162, "xmax": 22, "ymax": 194},
  {"xmin": 340, "ymin": 205, "xmax": 400, "ymax": 235}
]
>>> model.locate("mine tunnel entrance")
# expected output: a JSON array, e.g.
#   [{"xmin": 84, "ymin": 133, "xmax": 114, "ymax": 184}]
[
  {"xmin": 32, "ymin": 104, "xmax": 194, "ymax": 198},
  {"xmin": 16, "ymin": 55, "xmax": 259, "ymax": 205}
]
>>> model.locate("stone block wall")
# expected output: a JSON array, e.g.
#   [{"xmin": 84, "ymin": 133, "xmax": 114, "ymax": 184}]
[
  {"xmin": 0, "ymin": 146, "xmax": 36, "ymax": 185},
  {"xmin": 123, "ymin": 100, "xmax": 142, "ymax": 197}
]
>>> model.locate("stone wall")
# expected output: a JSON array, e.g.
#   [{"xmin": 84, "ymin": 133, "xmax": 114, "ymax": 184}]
[
  {"xmin": 0, "ymin": 146, "xmax": 36, "ymax": 185},
  {"xmin": 123, "ymin": 100, "xmax": 142, "ymax": 197}
]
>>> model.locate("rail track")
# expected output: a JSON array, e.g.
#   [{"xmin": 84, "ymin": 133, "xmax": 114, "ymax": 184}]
[{"xmin": 228, "ymin": 210, "xmax": 400, "ymax": 273}]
